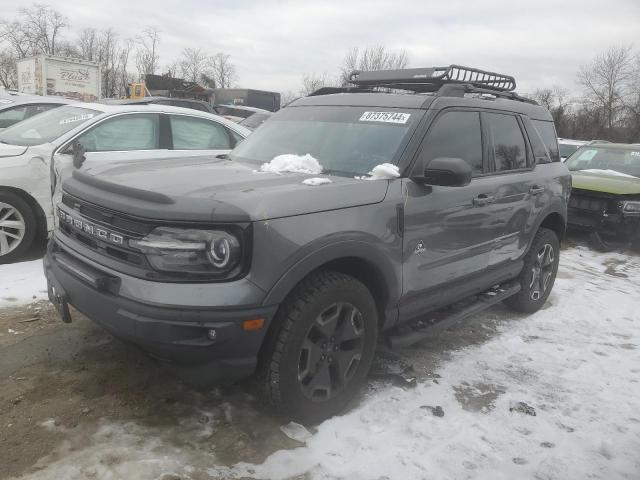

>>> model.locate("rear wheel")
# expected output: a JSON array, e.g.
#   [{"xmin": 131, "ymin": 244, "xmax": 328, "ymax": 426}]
[
  {"xmin": 504, "ymin": 227, "xmax": 560, "ymax": 313},
  {"xmin": 0, "ymin": 192, "xmax": 37, "ymax": 265},
  {"xmin": 257, "ymin": 271, "xmax": 378, "ymax": 423}
]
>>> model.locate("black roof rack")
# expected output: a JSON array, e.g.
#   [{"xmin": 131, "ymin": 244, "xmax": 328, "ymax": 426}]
[
  {"xmin": 309, "ymin": 65, "xmax": 537, "ymax": 105},
  {"xmin": 348, "ymin": 65, "xmax": 517, "ymax": 92}
]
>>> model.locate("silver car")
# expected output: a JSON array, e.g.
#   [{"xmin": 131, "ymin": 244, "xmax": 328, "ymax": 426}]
[{"xmin": 0, "ymin": 103, "xmax": 250, "ymax": 263}]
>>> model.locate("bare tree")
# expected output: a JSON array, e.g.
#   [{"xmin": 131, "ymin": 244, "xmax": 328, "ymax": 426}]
[
  {"xmin": 0, "ymin": 4, "xmax": 68, "ymax": 58},
  {"xmin": 164, "ymin": 59, "xmax": 181, "ymax": 79},
  {"xmin": 300, "ymin": 72, "xmax": 332, "ymax": 95},
  {"xmin": 578, "ymin": 45, "xmax": 633, "ymax": 132},
  {"xmin": 339, "ymin": 46, "xmax": 409, "ymax": 85},
  {"xmin": 135, "ymin": 26, "xmax": 160, "ymax": 77},
  {"xmin": 179, "ymin": 47, "xmax": 209, "ymax": 83},
  {"xmin": 77, "ymin": 27, "xmax": 99, "ymax": 61},
  {"xmin": 0, "ymin": 49, "xmax": 17, "ymax": 88},
  {"xmin": 209, "ymin": 52, "xmax": 236, "ymax": 88},
  {"xmin": 19, "ymin": 4, "xmax": 68, "ymax": 55}
]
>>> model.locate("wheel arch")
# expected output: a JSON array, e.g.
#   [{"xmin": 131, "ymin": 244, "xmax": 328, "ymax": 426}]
[
  {"xmin": 538, "ymin": 210, "xmax": 566, "ymax": 241},
  {"xmin": 262, "ymin": 242, "xmax": 401, "ymax": 332}
]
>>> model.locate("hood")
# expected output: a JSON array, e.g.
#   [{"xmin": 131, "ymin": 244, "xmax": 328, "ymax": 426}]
[
  {"xmin": 0, "ymin": 143, "xmax": 28, "ymax": 158},
  {"xmin": 571, "ymin": 170, "xmax": 640, "ymax": 195},
  {"xmin": 63, "ymin": 156, "xmax": 390, "ymax": 222}
]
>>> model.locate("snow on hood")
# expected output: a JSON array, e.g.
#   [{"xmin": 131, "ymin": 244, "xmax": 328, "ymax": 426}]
[
  {"xmin": 356, "ymin": 163, "xmax": 400, "ymax": 181},
  {"xmin": 302, "ymin": 177, "xmax": 332, "ymax": 186},
  {"xmin": 581, "ymin": 169, "xmax": 638, "ymax": 179},
  {"xmin": 259, "ymin": 154, "xmax": 323, "ymax": 175}
]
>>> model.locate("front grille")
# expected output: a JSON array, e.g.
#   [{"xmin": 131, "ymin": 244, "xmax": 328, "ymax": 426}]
[
  {"xmin": 59, "ymin": 194, "xmax": 150, "ymax": 268},
  {"xmin": 568, "ymin": 189, "xmax": 621, "ymax": 214},
  {"xmin": 569, "ymin": 194, "xmax": 606, "ymax": 212}
]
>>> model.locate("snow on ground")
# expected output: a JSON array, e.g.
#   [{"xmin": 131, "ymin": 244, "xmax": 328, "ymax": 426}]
[
  {"xmin": 259, "ymin": 154, "xmax": 323, "ymax": 175},
  {"xmin": 10, "ymin": 247, "xmax": 640, "ymax": 479},
  {"xmin": 0, "ymin": 259, "xmax": 47, "ymax": 308},
  {"xmin": 302, "ymin": 177, "xmax": 332, "ymax": 186},
  {"xmin": 356, "ymin": 163, "xmax": 400, "ymax": 180}
]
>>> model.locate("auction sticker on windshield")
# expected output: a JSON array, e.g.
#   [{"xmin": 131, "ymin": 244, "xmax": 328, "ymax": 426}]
[
  {"xmin": 359, "ymin": 111, "xmax": 411, "ymax": 124},
  {"xmin": 59, "ymin": 113, "xmax": 94, "ymax": 125}
]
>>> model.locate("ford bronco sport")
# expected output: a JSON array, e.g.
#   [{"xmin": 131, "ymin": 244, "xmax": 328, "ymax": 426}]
[{"xmin": 44, "ymin": 65, "xmax": 570, "ymax": 422}]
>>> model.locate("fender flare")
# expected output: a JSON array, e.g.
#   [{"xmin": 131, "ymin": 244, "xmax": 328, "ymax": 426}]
[{"xmin": 262, "ymin": 240, "xmax": 401, "ymax": 325}]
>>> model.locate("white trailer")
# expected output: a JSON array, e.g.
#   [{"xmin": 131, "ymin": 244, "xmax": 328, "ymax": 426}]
[{"xmin": 17, "ymin": 55, "xmax": 101, "ymax": 101}]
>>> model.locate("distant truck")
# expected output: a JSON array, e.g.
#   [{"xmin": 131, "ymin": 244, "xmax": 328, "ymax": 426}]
[
  {"xmin": 17, "ymin": 55, "xmax": 101, "ymax": 102},
  {"xmin": 213, "ymin": 88, "xmax": 280, "ymax": 112}
]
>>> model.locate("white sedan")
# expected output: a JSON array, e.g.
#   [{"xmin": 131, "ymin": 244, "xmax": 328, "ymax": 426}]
[{"xmin": 0, "ymin": 103, "xmax": 250, "ymax": 263}]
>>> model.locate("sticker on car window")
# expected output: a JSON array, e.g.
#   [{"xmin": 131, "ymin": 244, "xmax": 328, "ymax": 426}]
[
  {"xmin": 631, "ymin": 151, "xmax": 640, "ymax": 157},
  {"xmin": 59, "ymin": 113, "xmax": 94, "ymax": 125},
  {"xmin": 359, "ymin": 111, "xmax": 411, "ymax": 124},
  {"xmin": 578, "ymin": 149, "xmax": 598, "ymax": 161}
]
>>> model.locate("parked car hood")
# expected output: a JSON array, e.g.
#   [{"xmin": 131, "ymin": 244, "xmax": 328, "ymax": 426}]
[
  {"xmin": 571, "ymin": 170, "xmax": 640, "ymax": 195},
  {"xmin": 63, "ymin": 156, "xmax": 390, "ymax": 222},
  {"xmin": 0, "ymin": 143, "xmax": 28, "ymax": 158}
]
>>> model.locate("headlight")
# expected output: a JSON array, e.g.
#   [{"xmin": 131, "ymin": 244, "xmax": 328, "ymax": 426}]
[
  {"xmin": 129, "ymin": 227, "xmax": 242, "ymax": 276},
  {"xmin": 622, "ymin": 201, "xmax": 640, "ymax": 214}
]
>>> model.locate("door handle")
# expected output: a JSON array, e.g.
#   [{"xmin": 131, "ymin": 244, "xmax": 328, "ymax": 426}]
[
  {"xmin": 473, "ymin": 194, "xmax": 495, "ymax": 206},
  {"xmin": 529, "ymin": 185, "xmax": 545, "ymax": 195}
]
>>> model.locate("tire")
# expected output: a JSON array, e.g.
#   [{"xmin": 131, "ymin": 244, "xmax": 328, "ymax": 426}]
[
  {"xmin": 0, "ymin": 191, "xmax": 37, "ymax": 265},
  {"xmin": 257, "ymin": 271, "xmax": 378, "ymax": 423},
  {"xmin": 504, "ymin": 227, "xmax": 560, "ymax": 314}
]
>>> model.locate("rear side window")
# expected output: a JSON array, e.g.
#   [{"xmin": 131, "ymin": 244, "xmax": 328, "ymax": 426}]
[
  {"xmin": 170, "ymin": 115, "xmax": 232, "ymax": 150},
  {"xmin": 0, "ymin": 105, "xmax": 28, "ymax": 128},
  {"xmin": 485, "ymin": 113, "xmax": 527, "ymax": 171},
  {"xmin": 418, "ymin": 111, "xmax": 483, "ymax": 175},
  {"xmin": 532, "ymin": 120, "xmax": 560, "ymax": 162},
  {"xmin": 76, "ymin": 114, "xmax": 160, "ymax": 152}
]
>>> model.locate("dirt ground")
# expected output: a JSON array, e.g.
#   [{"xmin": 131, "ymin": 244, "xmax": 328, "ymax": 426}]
[
  {"xmin": 0, "ymin": 296, "xmax": 513, "ymax": 479},
  {"xmin": 0, "ymin": 236, "xmax": 636, "ymax": 479}
]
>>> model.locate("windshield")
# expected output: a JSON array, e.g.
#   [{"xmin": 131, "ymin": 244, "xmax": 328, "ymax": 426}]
[
  {"xmin": 566, "ymin": 145, "xmax": 640, "ymax": 177},
  {"xmin": 0, "ymin": 105, "xmax": 100, "ymax": 146},
  {"xmin": 559, "ymin": 143, "xmax": 581, "ymax": 158},
  {"xmin": 229, "ymin": 105, "xmax": 420, "ymax": 176}
]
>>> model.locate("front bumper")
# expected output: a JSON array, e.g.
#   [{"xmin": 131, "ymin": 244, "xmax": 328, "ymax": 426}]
[
  {"xmin": 44, "ymin": 239, "xmax": 278, "ymax": 387},
  {"xmin": 567, "ymin": 207, "xmax": 640, "ymax": 242}
]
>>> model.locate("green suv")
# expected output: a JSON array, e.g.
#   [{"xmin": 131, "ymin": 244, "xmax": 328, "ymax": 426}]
[{"xmin": 566, "ymin": 143, "xmax": 640, "ymax": 250}]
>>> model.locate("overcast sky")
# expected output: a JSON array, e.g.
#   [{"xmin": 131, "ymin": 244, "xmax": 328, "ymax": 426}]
[{"xmin": 3, "ymin": 0, "xmax": 639, "ymax": 98}]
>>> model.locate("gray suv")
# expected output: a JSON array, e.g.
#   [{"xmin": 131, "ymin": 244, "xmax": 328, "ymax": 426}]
[{"xmin": 44, "ymin": 66, "xmax": 570, "ymax": 422}]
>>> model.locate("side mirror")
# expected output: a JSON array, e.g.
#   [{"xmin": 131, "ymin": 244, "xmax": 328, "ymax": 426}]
[
  {"xmin": 71, "ymin": 140, "xmax": 86, "ymax": 169},
  {"xmin": 415, "ymin": 157, "xmax": 472, "ymax": 187}
]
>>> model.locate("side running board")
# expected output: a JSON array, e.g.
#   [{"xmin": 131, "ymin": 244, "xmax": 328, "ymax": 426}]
[{"xmin": 386, "ymin": 282, "xmax": 521, "ymax": 349}]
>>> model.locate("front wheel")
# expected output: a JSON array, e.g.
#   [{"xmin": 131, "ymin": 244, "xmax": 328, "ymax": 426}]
[
  {"xmin": 504, "ymin": 228, "xmax": 560, "ymax": 313},
  {"xmin": 257, "ymin": 271, "xmax": 378, "ymax": 423}
]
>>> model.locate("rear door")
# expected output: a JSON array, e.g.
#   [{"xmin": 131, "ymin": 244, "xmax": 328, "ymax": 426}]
[
  {"xmin": 401, "ymin": 109, "xmax": 497, "ymax": 318},
  {"xmin": 482, "ymin": 112, "xmax": 545, "ymax": 267}
]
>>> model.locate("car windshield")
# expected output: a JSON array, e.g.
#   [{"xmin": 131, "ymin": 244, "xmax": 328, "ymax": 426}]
[
  {"xmin": 229, "ymin": 105, "xmax": 420, "ymax": 176},
  {"xmin": 565, "ymin": 145, "xmax": 640, "ymax": 178},
  {"xmin": 559, "ymin": 143, "xmax": 581, "ymax": 158},
  {"xmin": 0, "ymin": 105, "xmax": 100, "ymax": 146}
]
